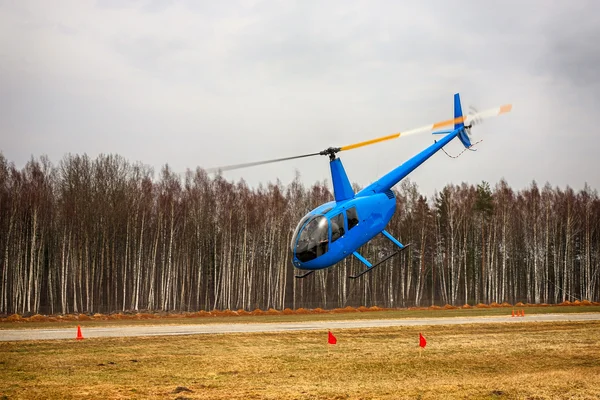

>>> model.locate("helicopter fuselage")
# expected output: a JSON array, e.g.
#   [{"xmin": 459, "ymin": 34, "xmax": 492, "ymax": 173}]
[
  {"xmin": 290, "ymin": 190, "xmax": 396, "ymax": 270},
  {"xmin": 291, "ymin": 121, "xmax": 461, "ymax": 272}
]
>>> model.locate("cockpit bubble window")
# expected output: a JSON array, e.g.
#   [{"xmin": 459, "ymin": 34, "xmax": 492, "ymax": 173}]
[
  {"xmin": 331, "ymin": 213, "xmax": 345, "ymax": 243},
  {"xmin": 293, "ymin": 215, "xmax": 329, "ymax": 262},
  {"xmin": 347, "ymin": 206, "xmax": 359, "ymax": 230},
  {"xmin": 291, "ymin": 214, "xmax": 311, "ymax": 251}
]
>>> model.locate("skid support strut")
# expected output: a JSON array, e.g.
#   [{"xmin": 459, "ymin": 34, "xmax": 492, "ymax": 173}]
[{"xmin": 349, "ymin": 230, "xmax": 410, "ymax": 279}]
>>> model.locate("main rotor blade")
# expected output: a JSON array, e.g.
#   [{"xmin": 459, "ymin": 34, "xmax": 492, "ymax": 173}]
[
  {"xmin": 339, "ymin": 104, "xmax": 512, "ymax": 153},
  {"xmin": 206, "ymin": 103, "xmax": 512, "ymax": 173},
  {"xmin": 205, "ymin": 152, "xmax": 321, "ymax": 173}
]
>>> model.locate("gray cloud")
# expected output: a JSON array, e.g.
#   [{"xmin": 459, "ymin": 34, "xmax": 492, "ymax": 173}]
[
  {"xmin": 1, "ymin": 0, "xmax": 598, "ymax": 197},
  {"xmin": 538, "ymin": 10, "xmax": 600, "ymax": 92}
]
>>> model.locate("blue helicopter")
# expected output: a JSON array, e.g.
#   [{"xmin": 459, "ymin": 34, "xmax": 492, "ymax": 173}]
[{"xmin": 208, "ymin": 93, "xmax": 512, "ymax": 278}]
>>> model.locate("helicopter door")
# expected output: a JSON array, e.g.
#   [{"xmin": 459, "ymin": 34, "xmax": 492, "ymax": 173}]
[
  {"xmin": 346, "ymin": 206, "xmax": 359, "ymax": 230},
  {"xmin": 293, "ymin": 215, "xmax": 330, "ymax": 262},
  {"xmin": 331, "ymin": 213, "xmax": 345, "ymax": 242}
]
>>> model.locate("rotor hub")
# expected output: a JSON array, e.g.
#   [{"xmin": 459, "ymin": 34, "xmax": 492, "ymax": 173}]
[{"xmin": 319, "ymin": 147, "xmax": 341, "ymax": 161}]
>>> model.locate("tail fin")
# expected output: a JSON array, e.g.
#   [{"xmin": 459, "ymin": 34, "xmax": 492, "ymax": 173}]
[
  {"xmin": 454, "ymin": 93, "xmax": 464, "ymax": 130},
  {"xmin": 454, "ymin": 93, "xmax": 472, "ymax": 148}
]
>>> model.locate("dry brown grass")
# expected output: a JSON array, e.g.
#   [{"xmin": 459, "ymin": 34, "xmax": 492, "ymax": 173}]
[
  {"xmin": 1, "ymin": 321, "xmax": 599, "ymax": 399},
  {"xmin": 136, "ymin": 312, "xmax": 157, "ymax": 319},
  {"xmin": 332, "ymin": 306, "xmax": 357, "ymax": 314},
  {"xmin": 26, "ymin": 314, "xmax": 46, "ymax": 322},
  {"xmin": 3, "ymin": 304, "xmax": 600, "ymax": 329},
  {"xmin": 217, "ymin": 310, "xmax": 239, "ymax": 317}
]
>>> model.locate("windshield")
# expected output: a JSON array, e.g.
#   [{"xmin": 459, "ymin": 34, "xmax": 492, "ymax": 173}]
[
  {"xmin": 292, "ymin": 215, "xmax": 329, "ymax": 262},
  {"xmin": 291, "ymin": 214, "xmax": 311, "ymax": 251}
]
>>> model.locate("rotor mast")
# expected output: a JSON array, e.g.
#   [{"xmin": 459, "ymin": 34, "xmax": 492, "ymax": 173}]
[{"xmin": 322, "ymin": 147, "xmax": 354, "ymax": 202}]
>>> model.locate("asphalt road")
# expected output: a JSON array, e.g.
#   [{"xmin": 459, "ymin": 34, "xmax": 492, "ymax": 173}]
[{"xmin": 1, "ymin": 313, "xmax": 599, "ymax": 341}]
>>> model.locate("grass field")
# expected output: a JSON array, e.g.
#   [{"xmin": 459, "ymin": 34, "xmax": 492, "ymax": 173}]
[{"xmin": 1, "ymin": 319, "xmax": 600, "ymax": 399}]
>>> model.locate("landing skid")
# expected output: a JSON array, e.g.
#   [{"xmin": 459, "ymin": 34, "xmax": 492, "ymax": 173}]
[
  {"xmin": 349, "ymin": 229, "xmax": 411, "ymax": 279},
  {"xmin": 349, "ymin": 245, "xmax": 410, "ymax": 279},
  {"xmin": 294, "ymin": 270, "xmax": 315, "ymax": 279}
]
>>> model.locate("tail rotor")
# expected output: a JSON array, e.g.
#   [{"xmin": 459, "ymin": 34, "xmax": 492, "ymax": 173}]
[
  {"xmin": 464, "ymin": 106, "xmax": 483, "ymax": 150},
  {"xmin": 465, "ymin": 105, "xmax": 484, "ymax": 135}
]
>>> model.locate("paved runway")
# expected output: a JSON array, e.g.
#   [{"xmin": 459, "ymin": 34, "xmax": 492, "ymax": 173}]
[{"xmin": 1, "ymin": 313, "xmax": 599, "ymax": 341}]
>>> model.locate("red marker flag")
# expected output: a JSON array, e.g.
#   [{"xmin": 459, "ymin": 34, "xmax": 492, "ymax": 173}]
[
  {"xmin": 328, "ymin": 331, "xmax": 337, "ymax": 345},
  {"xmin": 419, "ymin": 333, "xmax": 427, "ymax": 348}
]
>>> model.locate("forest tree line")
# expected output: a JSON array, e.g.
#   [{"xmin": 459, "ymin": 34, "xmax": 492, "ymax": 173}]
[{"xmin": 0, "ymin": 152, "xmax": 599, "ymax": 315}]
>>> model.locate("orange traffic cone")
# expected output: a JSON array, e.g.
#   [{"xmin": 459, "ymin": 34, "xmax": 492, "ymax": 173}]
[
  {"xmin": 511, "ymin": 310, "xmax": 515, "ymax": 317},
  {"xmin": 522, "ymin": 309, "xmax": 525, "ymax": 317},
  {"xmin": 76, "ymin": 325, "xmax": 84, "ymax": 340}
]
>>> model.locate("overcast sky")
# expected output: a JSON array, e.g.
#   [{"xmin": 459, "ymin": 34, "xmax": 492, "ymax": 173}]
[{"xmin": 1, "ymin": 0, "xmax": 599, "ymax": 197}]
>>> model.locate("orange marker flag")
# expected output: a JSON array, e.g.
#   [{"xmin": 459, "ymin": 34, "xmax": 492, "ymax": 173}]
[
  {"xmin": 419, "ymin": 333, "xmax": 427, "ymax": 348},
  {"xmin": 76, "ymin": 325, "xmax": 84, "ymax": 340},
  {"xmin": 328, "ymin": 331, "xmax": 337, "ymax": 345}
]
